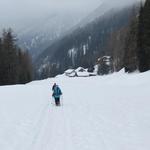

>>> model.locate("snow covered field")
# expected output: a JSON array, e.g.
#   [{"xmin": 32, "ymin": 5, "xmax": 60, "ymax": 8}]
[{"xmin": 0, "ymin": 71, "xmax": 150, "ymax": 150}]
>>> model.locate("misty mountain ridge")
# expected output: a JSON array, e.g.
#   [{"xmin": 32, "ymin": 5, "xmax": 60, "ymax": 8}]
[
  {"xmin": 77, "ymin": 0, "xmax": 139, "ymax": 28},
  {"xmin": 35, "ymin": 2, "xmax": 140, "ymax": 78},
  {"xmin": 17, "ymin": 2, "xmax": 106, "ymax": 60},
  {"xmin": 18, "ymin": 11, "xmax": 86, "ymax": 59},
  {"xmin": 15, "ymin": 0, "xmax": 141, "ymax": 60}
]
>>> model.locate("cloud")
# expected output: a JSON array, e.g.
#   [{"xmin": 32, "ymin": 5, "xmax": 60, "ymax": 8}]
[
  {"xmin": 0, "ymin": 0, "xmax": 140, "ymax": 30},
  {"xmin": 0, "ymin": 0, "xmax": 101, "ymax": 14},
  {"xmin": 0, "ymin": 0, "xmax": 102, "ymax": 29}
]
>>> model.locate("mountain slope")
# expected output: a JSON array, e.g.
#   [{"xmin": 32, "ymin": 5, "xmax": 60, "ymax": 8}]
[
  {"xmin": 18, "ymin": 12, "xmax": 86, "ymax": 59},
  {"xmin": 0, "ymin": 71, "xmax": 150, "ymax": 150},
  {"xmin": 35, "ymin": 5, "xmax": 137, "ymax": 78}
]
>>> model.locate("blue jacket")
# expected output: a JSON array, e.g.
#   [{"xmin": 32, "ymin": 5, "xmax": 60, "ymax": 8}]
[{"xmin": 52, "ymin": 85, "xmax": 62, "ymax": 98}]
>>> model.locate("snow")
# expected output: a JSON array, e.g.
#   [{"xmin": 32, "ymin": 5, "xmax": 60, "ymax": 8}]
[
  {"xmin": 64, "ymin": 67, "xmax": 96, "ymax": 77},
  {"xmin": 0, "ymin": 71, "xmax": 150, "ymax": 150},
  {"xmin": 68, "ymin": 48, "xmax": 77, "ymax": 66},
  {"xmin": 65, "ymin": 69, "xmax": 74, "ymax": 74},
  {"xmin": 75, "ymin": 67, "xmax": 85, "ymax": 72},
  {"xmin": 83, "ymin": 45, "xmax": 87, "ymax": 55},
  {"xmin": 76, "ymin": 71, "xmax": 90, "ymax": 77}
]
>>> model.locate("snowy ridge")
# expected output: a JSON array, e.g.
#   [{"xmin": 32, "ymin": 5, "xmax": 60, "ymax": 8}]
[{"xmin": 0, "ymin": 71, "xmax": 150, "ymax": 150}]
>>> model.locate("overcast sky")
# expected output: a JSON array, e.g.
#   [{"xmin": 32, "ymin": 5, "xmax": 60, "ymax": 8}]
[
  {"xmin": 0, "ymin": 0, "xmax": 102, "ymax": 17},
  {"xmin": 0, "ymin": 0, "xmax": 140, "ymax": 30},
  {"xmin": 0, "ymin": 0, "xmax": 102, "ymax": 30}
]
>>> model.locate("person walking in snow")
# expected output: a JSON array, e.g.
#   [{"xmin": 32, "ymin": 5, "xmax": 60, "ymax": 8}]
[{"xmin": 52, "ymin": 83, "xmax": 62, "ymax": 106}]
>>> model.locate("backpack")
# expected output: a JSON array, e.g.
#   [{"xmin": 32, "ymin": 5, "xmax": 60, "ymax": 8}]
[{"xmin": 54, "ymin": 86, "xmax": 62, "ymax": 96}]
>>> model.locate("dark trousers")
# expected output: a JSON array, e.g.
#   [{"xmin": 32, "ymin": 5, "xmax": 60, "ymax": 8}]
[{"xmin": 55, "ymin": 97, "xmax": 60, "ymax": 106}]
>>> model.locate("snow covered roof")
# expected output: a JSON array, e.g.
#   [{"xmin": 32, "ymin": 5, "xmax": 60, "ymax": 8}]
[
  {"xmin": 65, "ymin": 69, "xmax": 74, "ymax": 74},
  {"xmin": 98, "ymin": 56, "xmax": 111, "ymax": 62},
  {"xmin": 64, "ymin": 67, "xmax": 97, "ymax": 77},
  {"xmin": 75, "ymin": 67, "xmax": 86, "ymax": 72}
]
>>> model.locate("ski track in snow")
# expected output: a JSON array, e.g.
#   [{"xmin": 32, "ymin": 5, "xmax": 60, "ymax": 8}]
[{"xmin": 0, "ymin": 71, "xmax": 150, "ymax": 150}]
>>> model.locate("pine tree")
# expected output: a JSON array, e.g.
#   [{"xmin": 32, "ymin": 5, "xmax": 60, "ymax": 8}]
[
  {"xmin": 1, "ymin": 29, "xmax": 18, "ymax": 84},
  {"xmin": 138, "ymin": 0, "xmax": 150, "ymax": 72},
  {"xmin": 18, "ymin": 50, "xmax": 33, "ymax": 83},
  {"xmin": 0, "ymin": 29, "xmax": 33, "ymax": 85},
  {"xmin": 0, "ymin": 38, "xmax": 4, "ymax": 84},
  {"xmin": 124, "ymin": 18, "xmax": 139, "ymax": 72}
]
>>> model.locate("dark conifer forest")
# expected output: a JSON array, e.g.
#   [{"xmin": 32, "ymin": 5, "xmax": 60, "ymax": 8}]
[
  {"xmin": 0, "ymin": 29, "xmax": 33, "ymax": 85},
  {"xmin": 137, "ymin": 0, "xmax": 150, "ymax": 72}
]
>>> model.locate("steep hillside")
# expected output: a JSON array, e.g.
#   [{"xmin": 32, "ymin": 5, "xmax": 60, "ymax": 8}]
[
  {"xmin": 35, "ymin": 5, "xmax": 138, "ymax": 78},
  {"xmin": 18, "ymin": 12, "xmax": 86, "ymax": 59}
]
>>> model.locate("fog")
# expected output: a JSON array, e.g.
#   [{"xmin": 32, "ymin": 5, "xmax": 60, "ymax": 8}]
[
  {"xmin": 0, "ymin": 0, "xmax": 141, "ymax": 31},
  {"xmin": 0, "ymin": 0, "xmax": 101, "ymax": 30}
]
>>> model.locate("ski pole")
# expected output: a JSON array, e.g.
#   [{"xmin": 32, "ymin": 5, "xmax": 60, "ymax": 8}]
[
  {"xmin": 51, "ymin": 96, "xmax": 55, "ymax": 106},
  {"xmin": 61, "ymin": 95, "xmax": 64, "ymax": 106}
]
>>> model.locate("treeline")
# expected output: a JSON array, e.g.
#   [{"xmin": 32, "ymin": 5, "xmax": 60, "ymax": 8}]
[
  {"xmin": 123, "ymin": 0, "xmax": 150, "ymax": 73},
  {"xmin": 107, "ymin": 5, "xmax": 140, "ymax": 73},
  {"xmin": 0, "ymin": 29, "xmax": 33, "ymax": 85},
  {"xmin": 88, "ymin": 0, "xmax": 150, "ymax": 74},
  {"xmin": 137, "ymin": 0, "xmax": 150, "ymax": 72}
]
